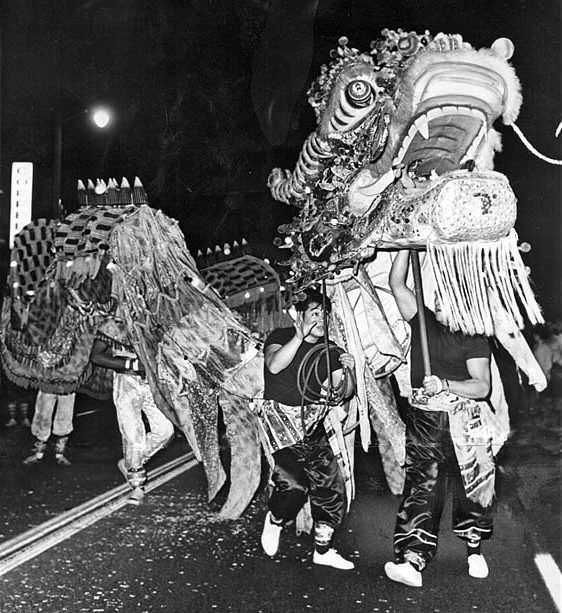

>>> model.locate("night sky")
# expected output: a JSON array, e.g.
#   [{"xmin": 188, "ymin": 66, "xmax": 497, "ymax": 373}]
[{"xmin": 1, "ymin": 0, "xmax": 560, "ymax": 319}]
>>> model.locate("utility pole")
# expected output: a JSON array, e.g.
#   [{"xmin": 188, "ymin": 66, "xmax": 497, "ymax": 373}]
[{"xmin": 52, "ymin": 25, "xmax": 62, "ymax": 219}]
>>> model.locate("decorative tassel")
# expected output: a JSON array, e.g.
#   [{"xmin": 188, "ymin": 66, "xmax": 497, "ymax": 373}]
[{"xmin": 428, "ymin": 229, "xmax": 543, "ymax": 336}]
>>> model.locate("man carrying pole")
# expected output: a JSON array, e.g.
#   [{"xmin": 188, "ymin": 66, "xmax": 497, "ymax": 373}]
[{"xmin": 384, "ymin": 250, "xmax": 496, "ymax": 587}]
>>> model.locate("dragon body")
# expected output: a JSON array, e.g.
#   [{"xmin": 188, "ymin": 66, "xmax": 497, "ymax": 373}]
[{"xmin": 0, "ymin": 183, "xmax": 263, "ymax": 519}]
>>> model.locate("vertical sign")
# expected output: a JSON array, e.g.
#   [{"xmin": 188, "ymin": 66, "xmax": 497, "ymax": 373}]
[{"xmin": 10, "ymin": 162, "xmax": 33, "ymax": 248}]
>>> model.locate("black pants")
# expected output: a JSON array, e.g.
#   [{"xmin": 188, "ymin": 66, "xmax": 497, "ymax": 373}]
[
  {"xmin": 269, "ymin": 424, "xmax": 346, "ymax": 529},
  {"xmin": 393, "ymin": 406, "xmax": 493, "ymax": 571}
]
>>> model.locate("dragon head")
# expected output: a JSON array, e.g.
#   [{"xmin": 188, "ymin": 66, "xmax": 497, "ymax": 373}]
[{"xmin": 269, "ymin": 30, "xmax": 543, "ymax": 335}]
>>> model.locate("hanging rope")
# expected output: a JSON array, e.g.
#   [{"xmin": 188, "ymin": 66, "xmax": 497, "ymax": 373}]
[
  {"xmin": 297, "ymin": 342, "xmax": 347, "ymax": 405},
  {"xmin": 297, "ymin": 342, "xmax": 350, "ymax": 435},
  {"xmin": 296, "ymin": 284, "xmax": 351, "ymax": 435}
]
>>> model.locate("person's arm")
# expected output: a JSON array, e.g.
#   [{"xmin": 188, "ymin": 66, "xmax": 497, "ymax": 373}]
[
  {"xmin": 423, "ymin": 357, "xmax": 490, "ymax": 400},
  {"xmin": 264, "ymin": 338, "xmax": 301, "ymax": 374},
  {"xmin": 90, "ymin": 339, "xmax": 142, "ymax": 374},
  {"xmin": 389, "ymin": 249, "xmax": 417, "ymax": 321},
  {"xmin": 265, "ymin": 313, "xmax": 319, "ymax": 374}
]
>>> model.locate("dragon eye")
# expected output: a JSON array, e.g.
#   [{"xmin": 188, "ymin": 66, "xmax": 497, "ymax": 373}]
[{"xmin": 346, "ymin": 80, "xmax": 374, "ymax": 107}]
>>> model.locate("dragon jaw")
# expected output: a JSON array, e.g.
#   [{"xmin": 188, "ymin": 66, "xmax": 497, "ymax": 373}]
[{"xmin": 348, "ymin": 43, "xmax": 522, "ymax": 215}]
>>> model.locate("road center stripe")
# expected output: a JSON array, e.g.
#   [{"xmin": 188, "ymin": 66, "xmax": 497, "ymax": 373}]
[{"xmin": 0, "ymin": 452, "xmax": 198, "ymax": 577}]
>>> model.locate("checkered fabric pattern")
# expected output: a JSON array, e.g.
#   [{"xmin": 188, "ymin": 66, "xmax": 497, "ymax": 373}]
[
  {"xmin": 9, "ymin": 219, "xmax": 56, "ymax": 297},
  {"xmin": 201, "ymin": 256, "xmax": 279, "ymax": 300},
  {"xmin": 55, "ymin": 205, "xmax": 137, "ymax": 258}
]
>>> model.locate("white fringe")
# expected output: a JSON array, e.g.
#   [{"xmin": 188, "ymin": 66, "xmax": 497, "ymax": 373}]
[{"xmin": 428, "ymin": 229, "xmax": 544, "ymax": 336}]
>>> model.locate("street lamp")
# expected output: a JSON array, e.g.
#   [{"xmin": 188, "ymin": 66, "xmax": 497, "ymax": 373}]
[
  {"xmin": 53, "ymin": 105, "xmax": 114, "ymax": 218},
  {"xmin": 90, "ymin": 106, "xmax": 113, "ymax": 129}
]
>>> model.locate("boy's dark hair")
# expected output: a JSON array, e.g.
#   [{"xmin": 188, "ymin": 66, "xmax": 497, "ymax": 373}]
[{"xmin": 294, "ymin": 287, "xmax": 332, "ymax": 314}]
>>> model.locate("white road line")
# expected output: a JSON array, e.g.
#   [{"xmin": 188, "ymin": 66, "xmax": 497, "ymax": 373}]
[
  {"xmin": 535, "ymin": 553, "xmax": 562, "ymax": 612},
  {"xmin": 0, "ymin": 452, "xmax": 198, "ymax": 577}
]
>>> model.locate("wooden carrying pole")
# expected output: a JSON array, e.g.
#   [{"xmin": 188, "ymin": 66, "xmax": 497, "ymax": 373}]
[
  {"xmin": 409, "ymin": 251, "xmax": 432, "ymax": 377},
  {"xmin": 321, "ymin": 279, "xmax": 333, "ymax": 395}
]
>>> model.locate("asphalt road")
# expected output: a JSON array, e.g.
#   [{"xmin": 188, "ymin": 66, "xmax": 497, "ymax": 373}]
[{"xmin": 0, "ymin": 440, "xmax": 557, "ymax": 613}]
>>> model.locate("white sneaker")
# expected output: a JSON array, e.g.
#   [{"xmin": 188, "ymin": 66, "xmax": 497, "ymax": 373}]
[
  {"xmin": 384, "ymin": 561, "xmax": 422, "ymax": 587},
  {"xmin": 22, "ymin": 452, "xmax": 44, "ymax": 466},
  {"xmin": 468, "ymin": 554, "xmax": 489, "ymax": 578},
  {"xmin": 55, "ymin": 454, "xmax": 72, "ymax": 466},
  {"xmin": 127, "ymin": 487, "xmax": 145, "ymax": 506},
  {"xmin": 261, "ymin": 511, "xmax": 282, "ymax": 556},
  {"xmin": 313, "ymin": 548, "xmax": 355, "ymax": 570}
]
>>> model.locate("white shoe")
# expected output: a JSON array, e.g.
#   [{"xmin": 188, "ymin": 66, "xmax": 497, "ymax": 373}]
[
  {"xmin": 22, "ymin": 452, "xmax": 44, "ymax": 466},
  {"xmin": 127, "ymin": 487, "xmax": 145, "ymax": 506},
  {"xmin": 55, "ymin": 454, "xmax": 72, "ymax": 466},
  {"xmin": 468, "ymin": 554, "xmax": 489, "ymax": 578},
  {"xmin": 261, "ymin": 511, "xmax": 282, "ymax": 556},
  {"xmin": 313, "ymin": 548, "xmax": 355, "ymax": 570},
  {"xmin": 384, "ymin": 561, "xmax": 422, "ymax": 587}
]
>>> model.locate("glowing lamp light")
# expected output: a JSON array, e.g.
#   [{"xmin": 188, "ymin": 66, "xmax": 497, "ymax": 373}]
[
  {"xmin": 259, "ymin": 287, "xmax": 265, "ymax": 293},
  {"xmin": 91, "ymin": 107, "xmax": 113, "ymax": 129},
  {"xmin": 244, "ymin": 291, "xmax": 251, "ymax": 299}
]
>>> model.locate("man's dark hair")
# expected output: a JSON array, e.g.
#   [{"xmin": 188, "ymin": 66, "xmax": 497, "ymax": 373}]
[{"xmin": 294, "ymin": 287, "xmax": 332, "ymax": 314}]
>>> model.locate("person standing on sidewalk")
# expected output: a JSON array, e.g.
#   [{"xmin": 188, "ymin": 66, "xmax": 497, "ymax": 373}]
[
  {"xmin": 90, "ymin": 316, "xmax": 174, "ymax": 505},
  {"xmin": 22, "ymin": 390, "xmax": 76, "ymax": 466},
  {"xmin": 259, "ymin": 287, "xmax": 357, "ymax": 570},
  {"xmin": 384, "ymin": 250, "xmax": 495, "ymax": 588}
]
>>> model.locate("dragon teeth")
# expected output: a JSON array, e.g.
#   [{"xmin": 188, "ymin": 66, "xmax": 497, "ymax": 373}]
[{"xmin": 414, "ymin": 115, "xmax": 430, "ymax": 139}]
